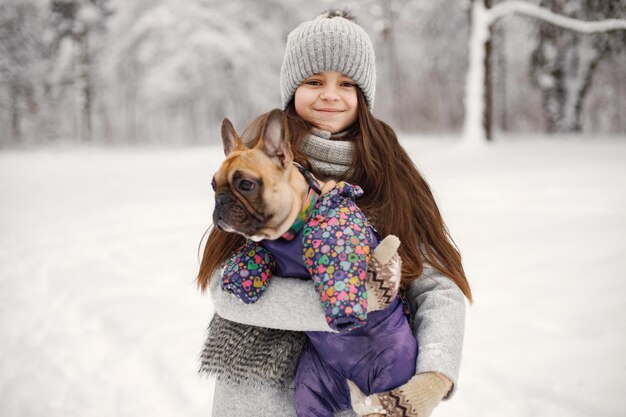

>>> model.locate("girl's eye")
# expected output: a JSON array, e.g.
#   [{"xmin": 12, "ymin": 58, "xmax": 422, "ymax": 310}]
[
  {"xmin": 305, "ymin": 80, "xmax": 322, "ymax": 86},
  {"xmin": 340, "ymin": 82, "xmax": 356, "ymax": 88},
  {"xmin": 238, "ymin": 180, "xmax": 256, "ymax": 192}
]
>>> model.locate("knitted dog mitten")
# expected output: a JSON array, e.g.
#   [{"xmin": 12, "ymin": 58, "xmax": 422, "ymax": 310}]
[
  {"xmin": 366, "ymin": 235, "xmax": 402, "ymax": 312},
  {"xmin": 377, "ymin": 372, "xmax": 452, "ymax": 417}
]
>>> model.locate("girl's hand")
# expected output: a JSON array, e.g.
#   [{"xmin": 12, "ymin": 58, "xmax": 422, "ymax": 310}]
[
  {"xmin": 359, "ymin": 236, "xmax": 453, "ymax": 416},
  {"xmin": 350, "ymin": 372, "xmax": 452, "ymax": 417},
  {"xmin": 377, "ymin": 372, "xmax": 452, "ymax": 417}
]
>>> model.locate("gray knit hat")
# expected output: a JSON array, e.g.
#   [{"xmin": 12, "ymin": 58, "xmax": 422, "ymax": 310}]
[{"xmin": 280, "ymin": 10, "xmax": 376, "ymax": 110}]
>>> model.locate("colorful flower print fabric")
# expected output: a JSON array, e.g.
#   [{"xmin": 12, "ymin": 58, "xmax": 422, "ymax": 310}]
[
  {"xmin": 302, "ymin": 182, "xmax": 371, "ymax": 330},
  {"xmin": 221, "ymin": 240, "xmax": 275, "ymax": 304}
]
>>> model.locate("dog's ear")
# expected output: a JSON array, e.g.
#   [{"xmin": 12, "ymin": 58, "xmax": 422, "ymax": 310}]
[
  {"xmin": 221, "ymin": 118, "xmax": 244, "ymax": 156},
  {"xmin": 259, "ymin": 109, "xmax": 292, "ymax": 166}
]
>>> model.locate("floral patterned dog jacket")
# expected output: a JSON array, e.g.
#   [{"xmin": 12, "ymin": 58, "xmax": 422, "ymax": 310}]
[{"xmin": 222, "ymin": 181, "xmax": 377, "ymax": 331}]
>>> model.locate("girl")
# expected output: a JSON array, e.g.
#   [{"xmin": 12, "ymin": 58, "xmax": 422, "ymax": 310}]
[{"xmin": 198, "ymin": 10, "xmax": 472, "ymax": 417}]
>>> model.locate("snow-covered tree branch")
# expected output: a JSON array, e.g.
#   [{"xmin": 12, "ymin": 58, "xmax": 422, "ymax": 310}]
[{"xmin": 489, "ymin": 1, "xmax": 626, "ymax": 34}]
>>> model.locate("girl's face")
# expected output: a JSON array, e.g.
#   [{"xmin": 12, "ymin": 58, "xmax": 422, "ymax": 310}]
[{"xmin": 294, "ymin": 71, "xmax": 358, "ymax": 133}]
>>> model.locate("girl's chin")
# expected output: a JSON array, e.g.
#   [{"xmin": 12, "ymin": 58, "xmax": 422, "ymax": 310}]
[
  {"xmin": 314, "ymin": 123, "xmax": 341, "ymax": 133},
  {"xmin": 312, "ymin": 119, "xmax": 350, "ymax": 133}
]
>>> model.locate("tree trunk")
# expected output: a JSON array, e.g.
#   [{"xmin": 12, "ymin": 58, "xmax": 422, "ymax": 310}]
[
  {"xmin": 483, "ymin": 0, "xmax": 494, "ymax": 140},
  {"xmin": 528, "ymin": 0, "xmax": 622, "ymax": 134},
  {"xmin": 534, "ymin": 30, "xmax": 605, "ymax": 133},
  {"xmin": 10, "ymin": 83, "xmax": 22, "ymax": 143},
  {"xmin": 79, "ymin": 32, "xmax": 93, "ymax": 142},
  {"xmin": 463, "ymin": 0, "xmax": 490, "ymax": 143},
  {"xmin": 382, "ymin": 0, "xmax": 405, "ymax": 127},
  {"xmin": 494, "ymin": 21, "xmax": 508, "ymax": 132}
]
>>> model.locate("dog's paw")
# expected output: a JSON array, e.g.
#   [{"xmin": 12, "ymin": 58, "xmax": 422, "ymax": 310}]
[
  {"xmin": 367, "ymin": 235, "xmax": 402, "ymax": 311},
  {"xmin": 372, "ymin": 235, "xmax": 400, "ymax": 266}
]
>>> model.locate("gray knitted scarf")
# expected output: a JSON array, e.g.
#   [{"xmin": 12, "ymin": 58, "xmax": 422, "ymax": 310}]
[
  {"xmin": 299, "ymin": 128, "xmax": 353, "ymax": 179},
  {"xmin": 199, "ymin": 128, "xmax": 354, "ymax": 387}
]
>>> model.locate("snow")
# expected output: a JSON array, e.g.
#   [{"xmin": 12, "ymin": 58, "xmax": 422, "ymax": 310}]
[{"xmin": 1, "ymin": 136, "xmax": 625, "ymax": 416}]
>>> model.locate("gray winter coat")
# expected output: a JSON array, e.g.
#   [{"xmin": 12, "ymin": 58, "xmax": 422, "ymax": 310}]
[{"xmin": 209, "ymin": 264, "xmax": 466, "ymax": 417}]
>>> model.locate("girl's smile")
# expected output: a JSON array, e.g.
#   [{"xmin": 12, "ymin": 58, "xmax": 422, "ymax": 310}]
[{"xmin": 294, "ymin": 71, "xmax": 358, "ymax": 133}]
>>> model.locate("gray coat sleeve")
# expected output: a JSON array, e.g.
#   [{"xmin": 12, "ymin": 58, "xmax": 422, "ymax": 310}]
[
  {"xmin": 209, "ymin": 269, "xmax": 334, "ymax": 332},
  {"xmin": 407, "ymin": 265, "xmax": 466, "ymax": 396}
]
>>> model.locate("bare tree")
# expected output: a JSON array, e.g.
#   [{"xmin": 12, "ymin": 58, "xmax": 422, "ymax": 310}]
[
  {"xmin": 530, "ymin": 0, "xmax": 626, "ymax": 133},
  {"xmin": 48, "ymin": 0, "xmax": 111, "ymax": 142},
  {"xmin": 0, "ymin": 0, "xmax": 45, "ymax": 145},
  {"xmin": 464, "ymin": 0, "xmax": 626, "ymax": 143}
]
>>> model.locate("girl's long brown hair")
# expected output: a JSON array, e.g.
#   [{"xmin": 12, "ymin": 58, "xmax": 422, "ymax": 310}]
[{"xmin": 197, "ymin": 90, "xmax": 472, "ymax": 302}]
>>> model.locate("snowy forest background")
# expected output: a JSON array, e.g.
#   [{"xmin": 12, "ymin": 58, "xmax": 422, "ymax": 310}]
[
  {"xmin": 2, "ymin": 1, "xmax": 626, "ymax": 417},
  {"xmin": 1, "ymin": 0, "xmax": 625, "ymax": 146}
]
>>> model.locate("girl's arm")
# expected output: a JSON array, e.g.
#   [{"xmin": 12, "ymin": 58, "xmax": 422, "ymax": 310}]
[
  {"xmin": 209, "ymin": 234, "xmax": 402, "ymax": 332},
  {"xmin": 351, "ymin": 265, "xmax": 465, "ymax": 417},
  {"xmin": 209, "ymin": 269, "xmax": 333, "ymax": 332},
  {"xmin": 210, "ymin": 262, "xmax": 467, "ymax": 393},
  {"xmin": 407, "ymin": 264, "xmax": 466, "ymax": 394}
]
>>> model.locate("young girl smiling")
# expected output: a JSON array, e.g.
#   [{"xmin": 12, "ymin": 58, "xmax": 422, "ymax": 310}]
[
  {"xmin": 294, "ymin": 71, "xmax": 359, "ymax": 133},
  {"xmin": 199, "ymin": 10, "xmax": 471, "ymax": 417}
]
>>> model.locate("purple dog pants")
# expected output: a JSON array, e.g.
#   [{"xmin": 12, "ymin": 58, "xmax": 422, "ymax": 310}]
[{"xmin": 295, "ymin": 298, "xmax": 417, "ymax": 416}]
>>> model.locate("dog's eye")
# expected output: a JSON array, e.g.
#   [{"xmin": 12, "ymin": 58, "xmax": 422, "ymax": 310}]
[
  {"xmin": 238, "ymin": 180, "xmax": 256, "ymax": 192},
  {"xmin": 211, "ymin": 177, "xmax": 217, "ymax": 191}
]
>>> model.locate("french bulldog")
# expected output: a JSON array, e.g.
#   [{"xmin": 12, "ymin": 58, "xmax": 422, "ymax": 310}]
[{"xmin": 212, "ymin": 109, "xmax": 336, "ymax": 241}]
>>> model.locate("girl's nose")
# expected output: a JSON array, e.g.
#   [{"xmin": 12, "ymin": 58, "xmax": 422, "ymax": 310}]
[{"xmin": 320, "ymin": 85, "xmax": 340, "ymax": 101}]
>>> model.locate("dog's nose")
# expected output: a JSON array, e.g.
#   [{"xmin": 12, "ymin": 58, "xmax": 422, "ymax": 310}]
[
  {"xmin": 213, "ymin": 196, "xmax": 224, "ymax": 226},
  {"xmin": 213, "ymin": 193, "xmax": 234, "ymax": 226},
  {"xmin": 216, "ymin": 192, "xmax": 233, "ymax": 205}
]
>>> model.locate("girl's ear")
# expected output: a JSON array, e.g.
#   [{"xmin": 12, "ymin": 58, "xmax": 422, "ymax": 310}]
[
  {"xmin": 221, "ymin": 118, "xmax": 244, "ymax": 156},
  {"xmin": 258, "ymin": 109, "xmax": 293, "ymax": 166}
]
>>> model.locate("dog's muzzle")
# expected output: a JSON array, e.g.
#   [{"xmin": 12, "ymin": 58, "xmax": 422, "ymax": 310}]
[{"xmin": 213, "ymin": 192, "xmax": 263, "ymax": 236}]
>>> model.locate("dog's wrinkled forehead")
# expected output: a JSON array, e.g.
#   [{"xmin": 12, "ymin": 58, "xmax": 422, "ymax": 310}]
[{"xmin": 213, "ymin": 149, "xmax": 273, "ymax": 190}]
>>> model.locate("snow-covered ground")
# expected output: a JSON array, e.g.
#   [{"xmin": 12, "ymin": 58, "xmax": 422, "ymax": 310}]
[{"xmin": 0, "ymin": 136, "xmax": 624, "ymax": 417}]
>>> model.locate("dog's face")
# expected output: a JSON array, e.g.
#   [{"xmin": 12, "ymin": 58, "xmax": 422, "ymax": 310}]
[{"xmin": 212, "ymin": 110, "xmax": 304, "ymax": 241}]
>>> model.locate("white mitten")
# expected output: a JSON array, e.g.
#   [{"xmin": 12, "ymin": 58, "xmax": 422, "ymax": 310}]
[
  {"xmin": 366, "ymin": 235, "xmax": 402, "ymax": 312},
  {"xmin": 377, "ymin": 372, "xmax": 452, "ymax": 417},
  {"xmin": 349, "ymin": 372, "xmax": 452, "ymax": 417}
]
